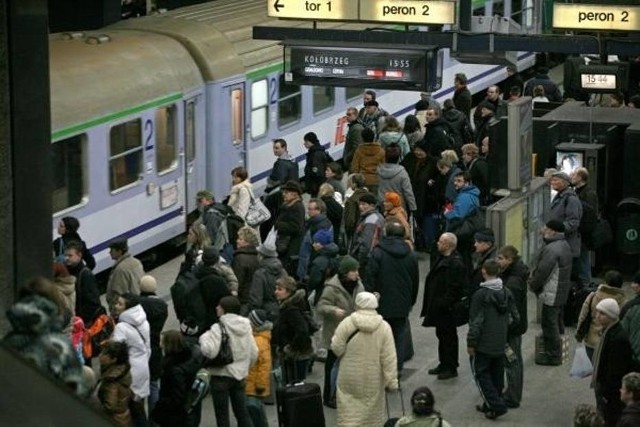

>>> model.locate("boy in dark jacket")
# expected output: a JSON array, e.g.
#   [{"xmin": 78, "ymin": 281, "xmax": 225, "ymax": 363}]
[{"xmin": 619, "ymin": 372, "xmax": 640, "ymax": 427}]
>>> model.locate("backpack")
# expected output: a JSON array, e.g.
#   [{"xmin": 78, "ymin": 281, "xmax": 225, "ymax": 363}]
[
  {"xmin": 171, "ymin": 270, "xmax": 208, "ymax": 336},
  {"xmin": 82, "ymin": 308, "xmax": 115, "ymax": 359},
  {"xmin": 204, "ymin": 204, "xmax": 245, "ymax": 263}
]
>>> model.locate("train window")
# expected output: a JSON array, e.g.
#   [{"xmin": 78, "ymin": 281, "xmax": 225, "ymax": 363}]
[
  {"xmin": 155, "ymin": 105, "xmax": 178, "ymax": 174},
  {"xmin": 251, "ymin": 79, "xmax": 268, "ymax": 139},
  {"xmin": 185, "ymin": 100, "xmax": 196, "ymax": 163},
  {"xmin": 109, "ymin": 119, "xmax": 143, "ymax": 192},
  {"xmin": 278, "ymin": 75, "xmax": 301, "ymax": 128},
  {"xmin": 231, "ymin": 88, "xmax": 244, "ymax": 145},
  {"xmin": 52, "ymin": 134, "xmax": 85, "ymax": 213},
  {"xmin": 313, "ymin": 86, "xmax": 335, "ymax": 115},
  {"xmin": 346, "ymin": 87, "xmax": 361, "ymax": 101}
]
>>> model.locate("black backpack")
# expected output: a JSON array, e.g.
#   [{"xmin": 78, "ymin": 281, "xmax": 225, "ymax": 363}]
[{"xmin": 171, "ymin": 270, "xmax": 208, "ymax": 336}]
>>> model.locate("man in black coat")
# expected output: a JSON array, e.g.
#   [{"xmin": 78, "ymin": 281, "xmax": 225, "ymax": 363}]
[
  {"xmin": 366, "ymin": 219, "xmax": 419, "ymax": 373},
  {"xmin": 138, "ymin": 275, "xmax": 168, "ymax": 413},
  {"xmin": 422, "ymin": 107, "xmax": 455, "ymax": 158},
  {"xmin": 468, "ymin": 228, "xmax": 498, "ymax": 298},
  {"xmin": 592, "ymin": 298, "xmax": 632, "ymax": 427},
  {"xmin": 421, "ymin": 232, "xmax": 467, "ymax": 379},
  {"xmin": 571, "ymin": 167, "xmax": 598, "ymax": 285},
  {"xmin": 453, "ymin": 73, "xmax": 472, "ymax": 121},
  {"xmin": 64, "ymin": 240, "xmax": 103, "ymax": 327},
  {"xmin": 343, "ymin": 107, "xmax": 364, "ymax": 172},
  {"xmin": 195, "ymin": 247, "xmax": 232, "ymax": 331},
  {"xmin": 267, "ymin": 138, "xmax": 299, "ymax": 192}
]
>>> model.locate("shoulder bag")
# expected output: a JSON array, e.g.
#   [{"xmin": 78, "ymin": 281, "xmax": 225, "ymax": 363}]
[
  {"xmin": 203, "ymin": 323, "xmax": 234, "ymax": 367},
  {"xmin": 245, "ymin": 188, "xmax": 271, "ymax": 227}
]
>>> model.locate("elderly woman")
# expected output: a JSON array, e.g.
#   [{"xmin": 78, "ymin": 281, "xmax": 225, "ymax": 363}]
[
  {"xmin": 228, "ymin": 166, "xmax": 253, "ymax": 219},
  {"xmin": 461, "ymin": 143, "xmax": 489, "ymax": 205},
  {"xmin": 331, "ymin": 292, "xmax": 398, "ymax": 427}
]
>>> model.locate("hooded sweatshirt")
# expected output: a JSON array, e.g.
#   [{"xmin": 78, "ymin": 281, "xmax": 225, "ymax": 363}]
[
  {"xmin": 377, "ymin": 163, "xmax": 417, "ymax": 212},
  {"xmin": 199, "ymin": 313, "xmax": 258, "ymax": 381},
  {"xmin": 112, "ymin": 304, "xmax": 151, "ymax": 399}
]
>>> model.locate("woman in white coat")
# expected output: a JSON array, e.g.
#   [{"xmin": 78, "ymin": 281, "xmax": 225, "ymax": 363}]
[
  {"xmin": 228, "ymin": 166, "xmax": 253, "ymax": 219},
  {"xmin": 112, "ymin": 293, "xmax": 151, "ymax": 426},
  {"xmin": 331, "ymin": 292, "xmax": 398, "ymax": 427}
]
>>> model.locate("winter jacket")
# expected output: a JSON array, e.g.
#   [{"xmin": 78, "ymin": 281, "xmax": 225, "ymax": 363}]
[
  {"xmin": 453, "ymin": 86, "xmax": 472, "ymax": 120},
  {"xmin": 54, "ymin": 275, "xmax": 77, "ymax": 316},
  {"xmin": 272, "ymin": 289, "xmax": 314, "ymax": 361},
  {"xmin": 441, "ymin": 166, "xmax": 462, "ymax": 204},
  {"xmin": 344, "ymin": 188, "xmax": 370, "ymax": 237},
  {"xmin": 379, "ymin": 130, "xmax": 410, "ymax": 161},
  {"xmin": 618, "ymin": 402, "xmax": 640, "ymax": 427},
  {"xmin": 199, "ymin": 312, "xmax": 259, "ymax": 380},
  {"xmin": 575, "ymin": 183, "xmax": 599, "ymax": 249},
  {"xmin": 275, "ymin": 199, "xmax": 305, "ymax": 258},
  {"xmin": 297, "ymin": 213, "xmax": 333, "ymax": 280},
  {"xmin": 331, "ymin": 308, "xmax": 398, "ymax": 427},
  {"xmin": 304, "ymin": 144, "xmax": 329, "ymax": 196},
  {"xmin": 53, "ymin": 233, "xmax": 96, "ymax": 270},
  {"xmin": 468, "ymin": 246, "xmax": 498, "ymax": 297},
  {"xmin": 591, "ymin": 322, "xmax": 632, "ymax": 405},
  {"xmin": 349, "ymin": 209, "xmax": 385, "ymax": 270},
  {"xmin": 360, "ymin": 108, "xmax": 388, "ymax": 137},
  {"xmin": 464, "ymin": 157, "xmax": 490, "ymax": 205},
  {"xmin": 317, "ymin": 275, "xmax": 364, "ymax": 348},
  {"xmin": 344, "ymin": 120, "xmax": 365, "ymax": 171},
  {"xmin": 307, "ymin": 242, "xmax": 340, "ymax": 302},
  {"xmin": 112, "ymin": 304, "xmax": 151, "ymax": 400},
  {"xmin": 267, "ymin": 153, "xmax": 298, "ymax": 191},
  {"xmin": 98, "ymin": 362, "xmax": 133, "ymax": 427},
  {"xmin": 620, "ymin": 294, "xmax": 640, "ymax": 368},
  {"xmin": 500, "ymin": 258, "xmax": 530, "ymax": 336},
  {"xmin": 528, "ymin": 233, "xmax": 573, "ymax": 307},
  {"xmin": 401, "ymin": 153, "xmax": 439, "ymax": 217},
  {"xmin": 405, "ymin": 129, "xmax": 425, "ymax": 148},
  {"xmin": 194, "ymin": 264, "xmax": 231, "ymax": 329},
  {"xmin": 67, "ymin": 262, "xmax": 103, "ymax": 325},
  {"xmin": 231, "ymin": 246, "xmax": 260, "ymax": 305},
  {"xmin": 395, "ymin": 413, "xmax": 452, "ymax": 427},
  {"xmin": 247, "ymin": 256, "xmax": 287, "ymax": 320},
  {"xmin": 576, "ymin": 284, "xmax": 627, "ymax": 349},
  {"xmin": 443, "ymin": 108, "xmax": 473, "ymax": 148},
  {"xmin": 444, "ymin": 184, "xmax": 480, "ymax": 223},
  {"xmin": 351, "ymin": 142, "xmax": 385, "ymax": 187},
  {"xmin": 467, "ymin": 278, "xmax": 518, "ymax": 356},
  {"xmin": 422, "ymin": 118, "xmax": 454, "ymax": 158},
  {"xmin": 365, "ymin": 236, "xmax": 419, "ymax": 320},
  {"xmin": 245, "ymin": 324, "xmax": 272, "ymax": 397},
  {"xmin": 138, "ymin": 293, "xmax": 168, "ymax": 381},
  {"xmin": 548, "ymin": 187, "xmax": 583, "ymax": 257},
  {"xmin": 151, "ymin": 347, "xmax": 201, "ymax": 427},
  {"xmin": 107, "ymin": 253, "xmax": 144, "ymax": 311},
  {"xmin": 377, "ymin": 163, "xmax": 417, "ymax": 212},
  {"xmin": 421, "ymin": 251, "xmax": 466, "ymax": 327},
  {"xmin": 228, "ymin": 179, "xmax": 253, "ymax": 219}
]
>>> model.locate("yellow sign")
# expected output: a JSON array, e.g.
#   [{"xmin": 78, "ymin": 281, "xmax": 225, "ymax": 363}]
[
  {"xmin": 553, "ymin": 3, "xmax": 640, "ymax": 31},
  {"xmin": 360, "ymin": 0, "xmax": 456, "ymax": 25},
  {"xmin": 267, "ymin": 0, "xmax": 358, "ymax": 21}
]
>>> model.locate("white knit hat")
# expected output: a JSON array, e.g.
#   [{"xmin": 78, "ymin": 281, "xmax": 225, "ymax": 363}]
[
  {"xmin": 596, "ymin": 298, "xmax": 620, "ymax": 320},
  {"xmin": 355, "ymin": 292, "xmax": 378, "ymax": 310}
]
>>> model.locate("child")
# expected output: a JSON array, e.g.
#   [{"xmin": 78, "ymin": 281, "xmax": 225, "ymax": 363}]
[{"xmin": 245, "ymin": 309, "xmax": 272, "ymax": 427}]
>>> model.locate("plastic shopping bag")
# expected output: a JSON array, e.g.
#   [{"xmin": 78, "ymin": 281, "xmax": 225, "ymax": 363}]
[{"xmin": 569, "ymin": 344, "xmax": 593, "ymax": 378}]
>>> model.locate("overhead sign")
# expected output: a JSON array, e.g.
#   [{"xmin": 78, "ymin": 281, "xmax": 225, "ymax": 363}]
[
  {"xmin": 360, "ymin": 0, "xmax": 456, "ymax": 25},
  {"xmin": 553, "ymin": 3, "xmax": 640, "ymax": 31},
  {"xmin": 267, "ymin": 0, "xmax": 455, "ymax": 24},
  {"xmin": 267, "ymin": 0, "xmax": 358, "ymax": 21}
]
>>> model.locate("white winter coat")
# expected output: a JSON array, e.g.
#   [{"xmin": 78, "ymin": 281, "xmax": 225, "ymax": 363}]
[
  {"xmin": 112, "ymin": 304, "xmax": 151, "ymax": 400},
  {"xmin": 228, "ymin": 180, "xmax": 253, "ymax": 219},
  {"xmin": 331, "ymin": 309, "xmax": 398, "ymax": 427},
  {"xmin": 199, "ymin": 313, "xmax": 258, "ymax": 380}
]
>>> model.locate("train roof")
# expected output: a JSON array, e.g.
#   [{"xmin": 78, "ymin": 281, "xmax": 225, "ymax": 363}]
[
  {"xmin": 50, "ymin": 30, "xmax": 203, "ymax": 140},
  {"xmin": 109, "ymin": 0, "xmax": 374, "ymax": 82}
]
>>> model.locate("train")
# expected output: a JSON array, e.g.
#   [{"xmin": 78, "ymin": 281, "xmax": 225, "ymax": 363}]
[{"xmin": 51, "ymin": 0, "xmax": 539, "ymax": 273}]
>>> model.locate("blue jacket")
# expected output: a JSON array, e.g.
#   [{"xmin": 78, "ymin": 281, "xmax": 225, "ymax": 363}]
[{"xmin": 445, "ymin": 184, "xmax": 480, "ymax": 225}]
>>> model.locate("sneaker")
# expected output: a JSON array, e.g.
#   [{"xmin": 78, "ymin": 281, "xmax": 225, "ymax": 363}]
[
  {"xmin": 437, "ymin": 370, "xmax": 458, "ymax": 380},
  {"xmin": 428, "ymin": 365, "xmax": 444, "ymax": 375},
  {"xmin": 485, "ymin": 409, "xmax": 507, "ymax": 420}
]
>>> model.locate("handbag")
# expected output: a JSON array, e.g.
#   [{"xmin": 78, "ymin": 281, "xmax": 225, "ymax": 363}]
[
  {"xmin": 203, "ymin": 323, "xmax": 234, "ymax": 367},
  {"xmin": 245, "ymin": 189, "xmax": 271, "ymax": 227}
]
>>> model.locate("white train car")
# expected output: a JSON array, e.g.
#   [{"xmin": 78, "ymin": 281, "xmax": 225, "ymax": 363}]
[{"xmin": 51, "ymin": 0, "xmax": 537, "ymax": 273}]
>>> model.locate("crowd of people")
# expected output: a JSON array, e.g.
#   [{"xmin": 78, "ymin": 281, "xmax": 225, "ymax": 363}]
[{"xmin": 4, "ymin": 79, "xmax": 640, "ymax": 427}]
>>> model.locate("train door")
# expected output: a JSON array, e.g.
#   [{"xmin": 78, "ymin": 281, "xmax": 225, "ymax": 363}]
[
  {"xmin": 230, "ymin": 84, "xmax": 247, "ymax": 167},
  {"xmin": 213, "ymin": 83, "xmax": 246, "ymax": 197},
  {"xmin": 184, "ymin": 95, "xmax": 204, "ymax": 215}
]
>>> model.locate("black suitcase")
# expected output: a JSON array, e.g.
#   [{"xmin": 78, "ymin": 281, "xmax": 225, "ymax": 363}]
[{"xmin": 276, "ymin": 382, "xmax": 325, "ymax": 427}]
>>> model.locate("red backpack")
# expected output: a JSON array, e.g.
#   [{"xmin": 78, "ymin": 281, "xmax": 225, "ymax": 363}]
[{"xmin": 83, "ymin": 309, "xmax": 115, "ymax": 359}]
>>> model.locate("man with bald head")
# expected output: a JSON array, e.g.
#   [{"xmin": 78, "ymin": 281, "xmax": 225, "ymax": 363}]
[{"xmin": 421, "ymin": 232, "xmax": 468, "ymax": 379}]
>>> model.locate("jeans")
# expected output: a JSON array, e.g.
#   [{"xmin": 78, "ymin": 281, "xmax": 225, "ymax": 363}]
[
  {"xmin": 323, "ymin": 350, "xmax": 338, "ymax": 402},
  {"xmin": 210, "ymin": 376, "xmax": 254, "ymax": 427},
  {"xmin": 575, "ymin": 244, "xmax": 593, "ymax": 286},
  {"xmin": 386, "ymin": 317, "xmax": 408, "ymax": 373},
  {"xmin": 503, "ymin": 335, "xmax": 523, "ymax": 405},
  {"xmin": 435, "ymin": 322, "xmax": 459, "ymax": 370},
  {"xmin": 541, "ymin": 305, "xmax": 561, "ymax": 358},
  {"xmin": 471, "ymin": 352, "xmax": 507, "ymax": 413},
  {"xmin": 147, "ymin": 379, "xmax": 160, "ymax": 416}
]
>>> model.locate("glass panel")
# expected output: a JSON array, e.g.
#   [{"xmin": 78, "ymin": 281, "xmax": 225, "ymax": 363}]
[
  {"xmin": 109, "ymin": 119, "xmax": 142, "ymax": 191},
  {"xmin": 251, "ymin": 80, "xmax": 268, "ymax": 109},
  {"xmin": 251, "ymin": 79, "xmax": 268, "ymax": 140},
  {"xmin": 251, "ymin": 108, "xmax": 267, "ymax": 139},
  {"xmin": 155, "ymin": 105, "xmax": 177, "ymax": 173},
  {"xmin": 52, "ymin": 134, "xmax": 85, "ymax": 213},
  {"xmin": 313, "ymin": 86, "xmax": 335, "ymax": 115},
  {"xmin": 231, "ymin": 88, "xmax": 244, "ymax": 145},
  {"xmin": 185, "ymin": 100, "xmax": 195, "ymax": 162},
  {"xmin": 278, "ymin": 75, "xmax": 301, "ymax": 127},
  {"xmin": 346, "ymin": 87, "xmax": 362, "ymax": 101}
]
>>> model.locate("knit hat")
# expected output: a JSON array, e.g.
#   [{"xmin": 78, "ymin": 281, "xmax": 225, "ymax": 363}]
[
  {"xmin": 545, "ymin": 219, "xmax": 565, "ymax": 233},
  {"xmin": 596, "ymin": 298, "xmax": 620, "ymax": 320},
  {"xmin": 552, "ymin": 171, "xmax": 571, "ymax": 184},
  {"xmin": 359, "ymin": 192, "xmax": 377, "ymax": 206},
  {"xmin": 257, "ymin": 242, "xmax": 278, "ymax": 258},
  {"xmin": 313, "ymin": 228, "xmax": 333, "ymax": 246},
  {"xmin": 384, "ymin": 192, "xmax": 402, "ymax": 208},
  {"xmin": 355, "ymin": 292, "xmax": 378, "ymax": 310},
  {"xmin": 339, "ymin": 255, "xmax": 360, "ymax": 275},
  {"xmin": 248, "ymin": 309, "xmax": 268, "ymax": 329},
  {"xmin": 139, "ymin": 275, "xmax": 157, "ymax": 293},
  {"xmin": 202, "ymin": 246, "xmax": 220, "ymax": 265},
  {"xmin": 474, "ymin": 228, "xmax": 495, "ymax": 243}
]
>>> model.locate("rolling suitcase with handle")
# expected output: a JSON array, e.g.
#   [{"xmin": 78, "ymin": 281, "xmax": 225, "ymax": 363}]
[{"xmin": 276, "ymin": 381, "xmax": 325, "ymax": 427}]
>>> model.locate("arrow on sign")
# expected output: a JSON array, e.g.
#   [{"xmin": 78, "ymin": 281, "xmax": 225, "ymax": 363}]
[{"xmin": 274, "ymin": 0, "xmax": 284, "ymax": 12}]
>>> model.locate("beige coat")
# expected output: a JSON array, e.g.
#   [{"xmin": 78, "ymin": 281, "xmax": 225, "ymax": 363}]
[
  {"xmin": 331, "ymin": 309, "xmax": 398, "ymax": 427},
  {"xmin": 228, "ymin": 179, "xmax": 253, "ymax": 219},
  {"xmin": 54, "ymin": 275, "xmax": 76, "ymax": 316},
  {"xmin": 316, "ymin": 275, "xmax": 364, "ymax": 349},
  {"xmin": 576, "ymin": 284, "xmax": 627, "ymax": 349}
]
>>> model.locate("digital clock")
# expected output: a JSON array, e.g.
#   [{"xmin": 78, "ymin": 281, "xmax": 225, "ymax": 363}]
[{"xmin": 579, "ymin": 65, "xmax": 622, "ymax": 93}]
